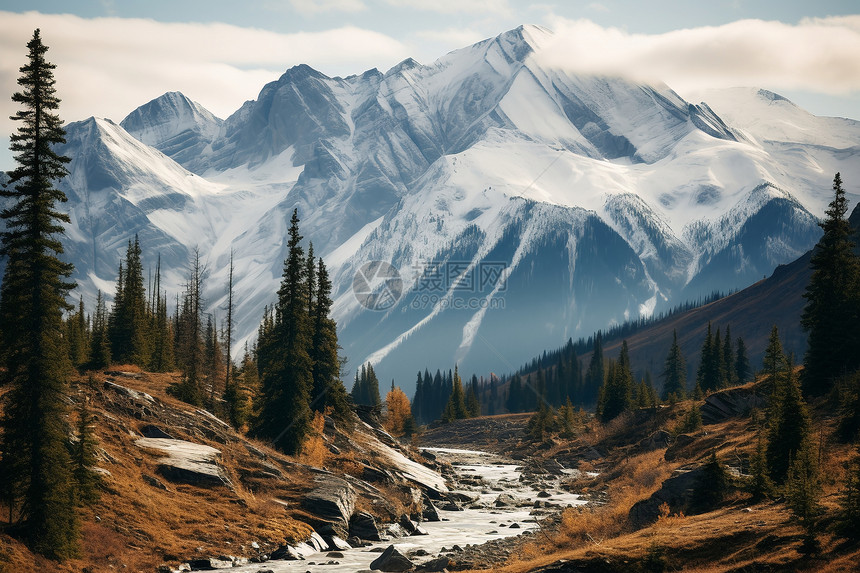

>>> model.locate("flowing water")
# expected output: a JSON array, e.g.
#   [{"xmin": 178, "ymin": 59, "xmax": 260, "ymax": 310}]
[{"xmin": 230, "ymin": 448, "xmax": 585, "ymax": 572}]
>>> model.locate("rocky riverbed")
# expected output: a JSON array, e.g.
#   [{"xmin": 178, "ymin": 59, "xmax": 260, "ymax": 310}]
[{"xmin": 217, "ymin": 447, "xmax": 586, "ymax": 573}]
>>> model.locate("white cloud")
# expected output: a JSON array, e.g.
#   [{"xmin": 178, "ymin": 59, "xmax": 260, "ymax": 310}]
[
  {"xmin": 415, "ymin": 27, "xmax": 486, "ymax": 50},
  {"xmin": 0, "ymin": 11, "xmax": 408, "ymax": 136},
  {"xmin": 536, "ymin": 16, "xmax": 860, "ymax": 96},
  {"xmin": 288, "ymin": 0, "xmax": 367, "ymax": 15},
  {"xmin": 383, "ymin": 0, "xmax": 512, "ymax": 16}
]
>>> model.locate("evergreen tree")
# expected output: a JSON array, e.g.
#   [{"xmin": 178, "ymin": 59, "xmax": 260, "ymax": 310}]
[
  {"xmin": 722, "ymin": 325, "xmax": 736, "ymax": 387},
  {"xmin": 661, "ymin": 330, "xmax": 686, "ymax": 400},
  {"xmin": 735, "ymin": 336, "xmax": 751, "ymax": 384},
  {"xmin": 203, "ymin": 314, "xmax": 223, "ymax": 409},
  {"xmin": 692, "ymin": 451, "xmax": 729, "ymax": 511},
  {"xmin": 802, "ymin": 173, "xmax": 860, "ymax": 395},
  {"xmin": 836, "ymin": 446, "xmax": 860, "ymax": 539},
  {"xmin": 309, "ymin": 258, "xmax": 350, "ymax": 418},
  {"xmin": 72, "ymin": 392, "xmax": 100, "ymax": 506},
  {"xmin": 506, "ymin": 374, "xmax": 523, "ymax": 413},
  {"xmin": 411, "ymin": 372, "xmax": 425, "ymax": 425},
  {"xmin": 747, "ymin": 434, "xmax": 774, "ymax": 501},
  {"xmin": 0, "ymin": 29, "xmax": 80, "ymax": 559},
  {"xmin": 109, "ymin": 236, "xmax": 150, "ymax": 366},
  {"xmin": 172, "ymin": 249, "xmax": 205, "ymax": 405},
  {"xmin": 66, "ymin": 296, "xmax": 88, "ymax": 367},
  {"xmin": 254, "ymin": 209, "xmax": 314, "ymax": 454},
  {"xmin": 148, "ymin": 256, "xmax": 174, "ymax": 372},
  {"xmin": 767, "ymin": 355, "xmax": 813, "ymax": 484},
  {"xmin": 442, "ymin": 365, "xmax": 468, "ymax": 422},
  {"xmin": 696, "ymin": 322, "xmax": 721, "ymax": 392},
  {"xmin": 222, "ymin": 251, "xmax": 238, "ymax": 424},
  {"xmin": 466, "ymin": 374, "xmax": 481, "ymax": 417},
  {"xmin": 88, "ymin": 290, "xmax": 111, "ymax": 369},
  {"xmin": 785, "ymin": 440, "xmax": 821, "ymax": 554},
  {"xmin": 584, "ymin": 332, "xmax": 605, "ymax": 407},
  {"xmin": 762, "ymin": 325, "xmax": 785, "ymax": 398},
  {"xmin": 598, "ymin": 341, "xmax": 633, "ymax": 423}
]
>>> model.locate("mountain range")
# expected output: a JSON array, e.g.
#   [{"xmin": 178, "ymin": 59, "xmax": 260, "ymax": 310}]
[{"xmin": 7, "ymin": 24, "xmax": 860, "ymax": 393}]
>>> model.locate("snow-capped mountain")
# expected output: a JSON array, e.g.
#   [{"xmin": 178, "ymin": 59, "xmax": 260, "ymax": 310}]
[{"xmin": 27, "ymin": 25, "xmax": 860, "ymax": 391}]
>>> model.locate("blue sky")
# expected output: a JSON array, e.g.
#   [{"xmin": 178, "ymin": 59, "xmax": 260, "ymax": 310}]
[{"xmin": 1, "ymin": 1, "xmax": 859, "ymax": 170}]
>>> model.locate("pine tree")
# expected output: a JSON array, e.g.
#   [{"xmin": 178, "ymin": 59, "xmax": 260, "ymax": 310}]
[
  {"xmin": 172, "ymin": 249, "xmax": 205, "ymax": 405},
  {"xmin": 0, "ymin": 29, "xmax": 80, "ymax": 559},
  {"xmin": 722, "ymin": 325, "xmax": 736, "ymax": 387},
  {"xmin": 747, "ymin": 434, "xmax": 774, "ymax": 501},
  {"xmin": 465, "ymin": 374, "xmax": 481, "ymax": 418},
  {"xmin": 66, "ymin": 296, "xmax": 88, "ymax": 367},
  {"xmin": 309, "ymin": 257, "xmax": 350, "ymax": 418},
  {"xmin": 148, "ymin": 256, "xmax": 174, "ymax": 372},
  {"xmin": 72, "ymin": 391, "xmax": 100, "ymax": 506},
  {"xmin": 109, "ymin": 236, "xmax": 150, "ymax": 366},
  {"xmin": 696, "ymin": 322, "xmax": 724, "ymax": 393},
  {"xmin": 88, "ymin": 290, "xmax": 111, "ymax": 369},
  {"xmin": 222, "ymin": 251, "xmax": 239, "ymax": 425},
  {"xmin": 785, "ymin": 440, "xmax": 821, "ymax": 554},
  {"xmin": 661, "ymin": 330, "xmax": 686, "ymax": 400},
  {"xmin": 836, "ymin": 446, "xmax": 860, "ymax": 539},
  {"xmin": 254, "ymin": 209, "xmax": 314, "ymax": 454},
  {"xmin": 735, "ymin": 336, "xmax": 751, "ymax": 384},
  {"xmin": 203, "ymin": 314, "xmax": 224, "ymax": 409},
  {"xmin": 598, "ymin": 341, "xmax": 633, "ymax": 423},
  {"xmin": 442, "ymin": 365, "xmax": 468, "ymax": 422},
  {"xmin": 767, "ymin": 355, "xmax": 812, "ymax": 484},
  {"xmin": 411, "ymin": 372, "xmax": 425, "ymax": 425},
  {"xmin": 584, "ymin": 332, "xmax": 605, "ymax": 407},
  {"xmin": 692, "ymin": 450, "xmax": 729, "ymax": 511},
  {"xmin": 762, "ymin": 325, "xmax": 785, "ymax": 398},
  {"xmin": 802, "ymin": 173, "xmax": 860, "ymax": 395}
]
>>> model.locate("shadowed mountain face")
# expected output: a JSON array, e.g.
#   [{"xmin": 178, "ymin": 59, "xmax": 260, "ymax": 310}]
[
  {"xmin": 578, "ymin": 202, "xmax": 860, "ymax": 393},
  {"xmin": 8, "ymin": 25, "xmax": 859, "ymax": 393}
]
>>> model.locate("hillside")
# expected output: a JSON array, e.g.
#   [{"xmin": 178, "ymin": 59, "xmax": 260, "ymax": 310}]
[
  {"xmin": 418, "ymin": 382, "xmax": 860, "ymax": 573},
  {"xmin": 0, "ymin": 368, "xmax": 449, "ymax": 572}
]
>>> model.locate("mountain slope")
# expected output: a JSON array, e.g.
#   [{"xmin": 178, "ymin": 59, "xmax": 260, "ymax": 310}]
[{"xmin": 23, "ymin": 25, "xmax": 860, "ymax": 393}]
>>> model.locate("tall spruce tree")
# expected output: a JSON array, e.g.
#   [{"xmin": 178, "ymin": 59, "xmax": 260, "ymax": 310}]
[
  {"xmin": 598, "ymin": 341, "xmax": 633, "ymax": 422},
  {"xmin": 0, "ymin": 29, "xmax": 80, "ymax": 559},
  {"xmin": 109, "ymin": 236, "xmax": 150, "ymax": 365},
  {"xmin": 309, "ymin": 257, "xmax": 349, "ymax": 418},
  {"xmin": 802, "ymin": 172, "xmax": 860, "ymax": 395},
  {"xmin": 254, "ymin": 209, "xmax": 314, "ymax": 454},
  {"xmin": 88, "ymin": 290, "xmax": 111, "ymax": 369},
  {"xmin": 442, "ymin": 365, "xmax": 469, "ymax": 422},
  {"xmin": 584, "ymin": 332, "xmax": 605, "ymax": 407},
  {"xmin": 767, "ymin": 354, "xmax": 813, "ymax": 484},
  {"xmin": 661, "ymin": 329, "xmax": 686, "ymax": 400},
  {"xmin": 172, "ymin": 249, "xmax": 205, "ymax": 405}
]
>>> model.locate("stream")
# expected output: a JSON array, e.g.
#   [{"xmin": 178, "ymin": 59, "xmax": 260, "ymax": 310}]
[{"xmin": 230, "ymin": 448, "xmax": 586, "ymax": 572}]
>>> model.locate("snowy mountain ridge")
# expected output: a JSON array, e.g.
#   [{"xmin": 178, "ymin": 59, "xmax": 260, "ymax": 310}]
[{"xmin": 27, "ymin": 24, "xmax": 860, "ymax": 390}]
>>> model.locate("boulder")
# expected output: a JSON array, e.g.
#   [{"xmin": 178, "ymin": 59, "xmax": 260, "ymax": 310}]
[
  {"xmin": 135, "ymin": 438, "xmax": 231, "ymax": 488},
  {"xmin": 422, "ymin": 501, "xmax": 441, "ymax": 522},
  {"xmin": 301, "ymin": 475, "xmax": 356, "ymax": 534},
  {"xmin": 140, "ymin": 424, "xmax": 174, "ymax": 439},
  {"xmin": 369, "ymin": 545, "xmax": 414, "ymax": 572},
  {"xmin": 629, "ymin": 467, "xmax": 703, "ymax": 527},
  {"xmin": 399, "ymin": 514, "xmax": 418, "ymax": 534},
  {"xmin": 637, "ymin": 429, "xmax": 671, "ymax": 452},
  {"xmin": 349, "ymin": 511, "xmax": 381, "ymax": 541},
  {"xmin": 417, "ymin": 555, "xmax": 451, "ymax": 572},
  {"xmin": 493, "ymin": 493, "xmax": 518, "ymax": 507},
  {"xmin": 324, "ymin": 535, "xmax": 352, "ymax": 551},
  {"xmin": 701, "ymin": 386, "xmax": 767, "ymax": 424}
]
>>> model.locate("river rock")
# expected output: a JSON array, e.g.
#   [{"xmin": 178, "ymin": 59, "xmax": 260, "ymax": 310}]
[
  {"xmin": 399, "ymin": 514, "xmax": 418, "ymax": 534},
  {"xmin": 370, "ymin": 545, "xmax": 413, "ymax": 572},
  {"xmin": 493, "ymin": 493, "xmax": 518, "ymax": 507},
  {"xmin": 422, "ymin": 500, "xmax": 441, "ymax": 521},
  {"xmin": 417, "ymin": 555, "xmax": 451, "ymax": 572},
  {"xmin": 324, "ymin": 535, "xmax": 352, "ymax": 550},
  {"xmin": 349, "ymin": 511, "xmax": 382, "ymax": 541},
  {"xmin": 187, "ymin": 557, "xmax": 233, "ymax": 570}
]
